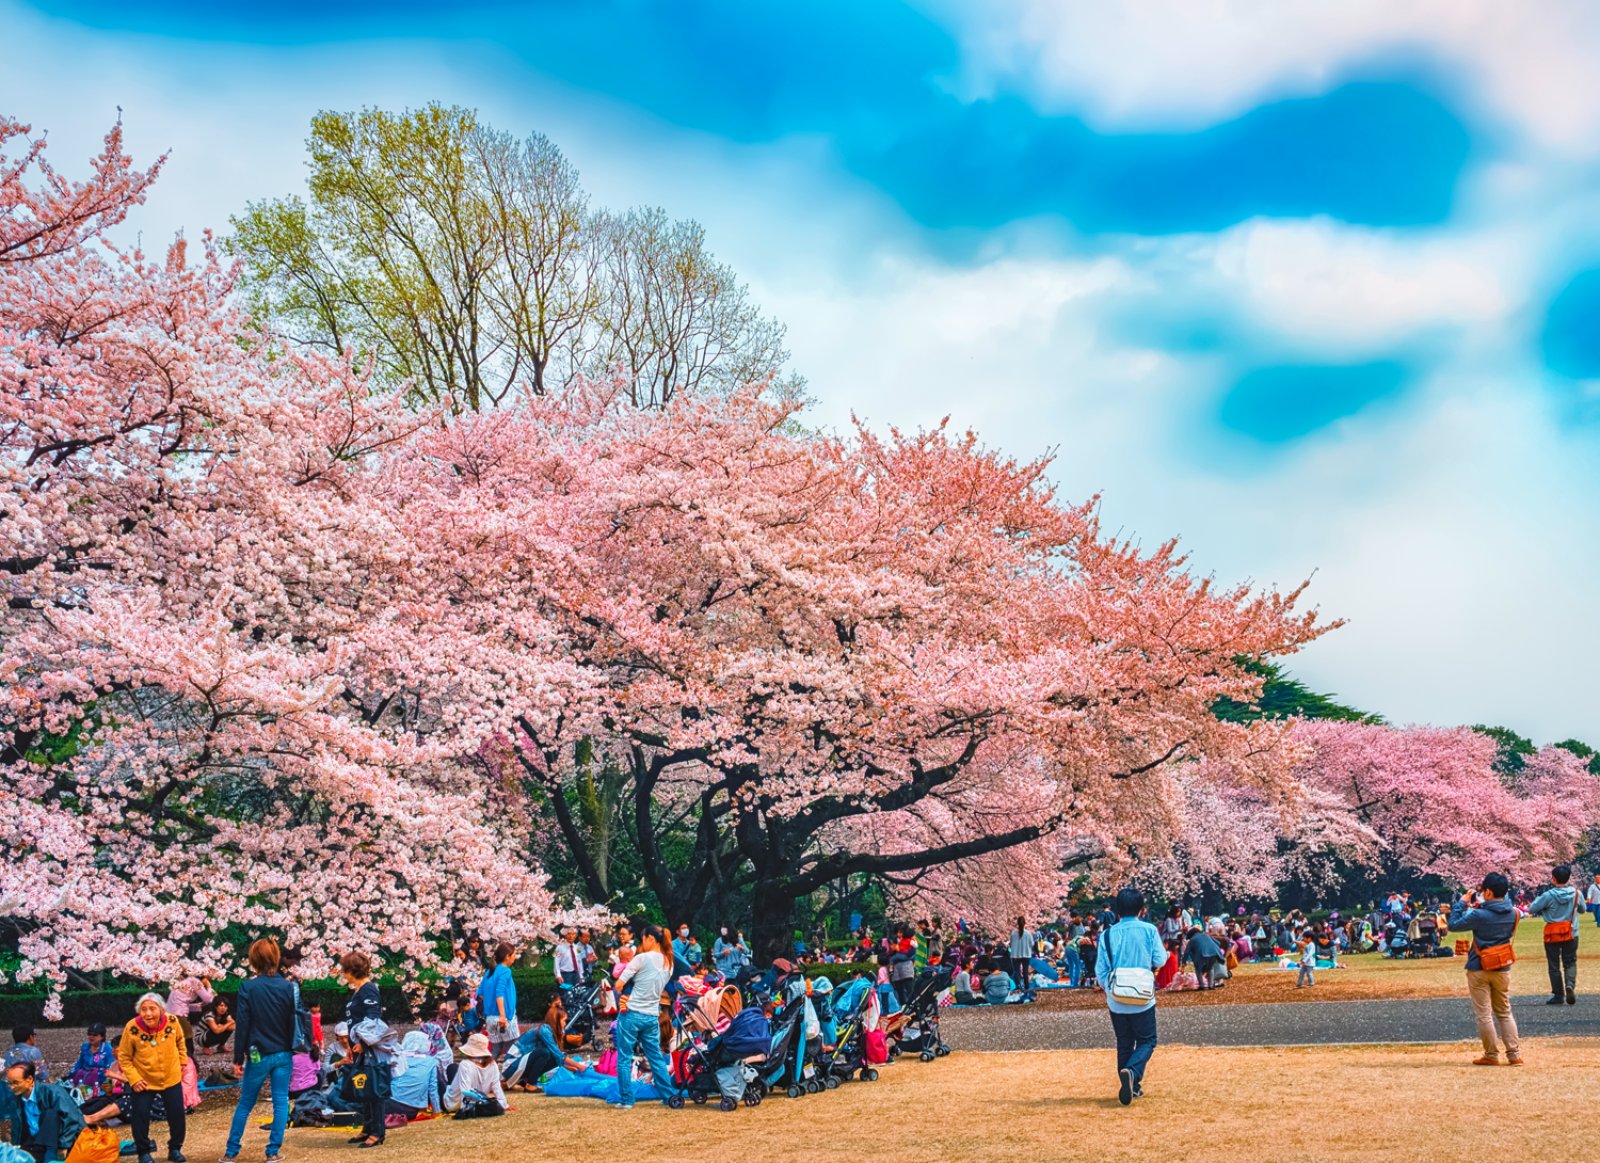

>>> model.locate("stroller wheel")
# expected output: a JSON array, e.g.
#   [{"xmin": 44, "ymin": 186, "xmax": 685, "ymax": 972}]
[
  {"xmin": 743, "ymin": 1090, "xmax": 762, "ymax": 1107},
  {"xmin": 920, "ymin": 1050, "xmax": 935, "ymax": 1062},
  {"xmin": 863, "ymin": 1068, "xmax": 879, "ymax": 1082},
  {"xmin": 666, "ymin": 1094, "xmax": 685, "ymax": 1110},
  {"xmin": 719, "ymin": 1097, "xmax": 738, "ymax": 1112},
  {"xmin": 786, "ymin": 1084, "xmax": 803, "ymax": 1098},
  {"xmin": 692, "ymin": 1094, "xmax": 708, "ymax": 1105},
  {"xmin": 804, "ymin": 1078, "xmax": 821, "ymax": 1094},
  {"xmin": 888, "ymin": 1047, "xmax": 900, "ymax": 1062},
  {"xmin": 824, "ymin": 1075, "xmax": 840, "ymax": 1090},
  {"xmin": 935, "ymin": 1045, "xmax": 950, "ymax": 1057}
]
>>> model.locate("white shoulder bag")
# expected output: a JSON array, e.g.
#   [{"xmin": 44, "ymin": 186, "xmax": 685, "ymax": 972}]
[{"xmin": 1105, "ymin": 924, "xmax": 1156, "ymax": 1005}]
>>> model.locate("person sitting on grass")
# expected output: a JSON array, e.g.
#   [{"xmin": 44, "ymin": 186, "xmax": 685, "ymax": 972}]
[
  {"xmin": 443, "ymin": 1034, "xmax": 506, "ymax": 1118},
  {"xmin": 2, "ymin": 1028, "xmax": 47, "ymax": 1084},
  {"xmin": 502, "ymin": 998, "xmax": 588, "ymax": 1092},
  {"xmin": 196, "ymin": 997, "xmax": 236, "ymax": 1055},
  {"xmin": 69, "ymin": 1024, "xmax": 115, "ymax": 1092},
  {"xmin": 951, "ymin": 964, "xmax": 982, "ymax": 1005},
  {"xmin": 386, "ymin": 1033, "xmax": 442, "ymax": 1121},
  {"xmin": 2, "ymin": 1060, "xmax": 84, "ymax": 1162},
  {"xmin": 981, "ymin": 963, "xmax": 1016, "ymax": 1005}
]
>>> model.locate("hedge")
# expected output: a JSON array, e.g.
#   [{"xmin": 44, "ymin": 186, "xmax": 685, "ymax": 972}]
[
  {"xmin": 0, "ymin": 965, "xmax": 563, "ymax": 1030},
  {"xmin": 0, "ymin": 962, "xmax": 877, "ymax": 1028}
]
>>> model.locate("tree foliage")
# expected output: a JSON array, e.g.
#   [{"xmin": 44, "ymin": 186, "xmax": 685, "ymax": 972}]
[{"xmin": 230, "ymin": 104, "xmax": 799, "ymax": 411}]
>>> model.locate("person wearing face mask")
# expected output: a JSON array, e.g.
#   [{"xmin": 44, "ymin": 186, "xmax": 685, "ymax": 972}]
[
  {"xmin": 671, "ymin": 925, "xmax": 698, "ymax": 979},
  {"xmin": 712, "ymin": 928, "xmax": 749, "ymax": 977}
]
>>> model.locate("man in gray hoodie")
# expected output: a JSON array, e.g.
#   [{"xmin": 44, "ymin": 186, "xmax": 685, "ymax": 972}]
[
  {"xmin": 1527, "ymin": 864, "xmax": 1583, "ymax": 1005},
  {"xmin": 1448, "ymin": 872, "xmax": 1522, "ymax": 1066}
]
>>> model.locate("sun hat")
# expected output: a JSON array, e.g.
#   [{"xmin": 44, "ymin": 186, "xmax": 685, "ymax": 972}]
[{"xmin": 459, "ymin": 1032, "xmax": 494, "ymax": 1060}]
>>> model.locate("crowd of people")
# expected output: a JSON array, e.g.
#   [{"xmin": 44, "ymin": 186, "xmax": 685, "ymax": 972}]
[{"xmin": 2, "ymin": 865, "xmax": 1597, "ymax": 1157}]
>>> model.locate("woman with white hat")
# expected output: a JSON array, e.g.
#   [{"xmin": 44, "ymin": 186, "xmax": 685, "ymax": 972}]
[{"xmin": 444, "ymin": 1033, "xmax": 507, "ymax": 1117}]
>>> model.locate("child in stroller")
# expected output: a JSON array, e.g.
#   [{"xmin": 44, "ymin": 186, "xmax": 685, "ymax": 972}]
[{"xmin": 676, "ymin": 1004, "xmax": 771, "ymax": 1111}]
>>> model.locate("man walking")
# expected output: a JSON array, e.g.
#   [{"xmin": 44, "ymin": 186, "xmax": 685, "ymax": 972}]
[
  {"xmin": 1448, "ymin": 872, "xmax": 1522, "ymax": 1066},
  {"xmin": 1097, "ymin": 887, "xmax": 1166, "ymax": 1106},
  {"xmin": 1527, "ymin": 864, "xmax": 1582, "ymax": 1005},
  {"xmin": 1585, "ymin": 873, "xmax": 1600, "ymax": 928}
]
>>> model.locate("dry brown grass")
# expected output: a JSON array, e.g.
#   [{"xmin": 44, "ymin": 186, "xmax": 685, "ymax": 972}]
[
  {"xmin": 170, "ymin": 1037, "xmax": 1600, "ymax": 1163},
  {"xmin": 1030, "ymin": 923, "xmax": 1600, "ymax": 1010}
]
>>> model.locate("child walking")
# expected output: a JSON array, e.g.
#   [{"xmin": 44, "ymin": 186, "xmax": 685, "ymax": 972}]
[{"xmin": 1296, "ymin": 933, "xmax": 1316, "ymax": 989}]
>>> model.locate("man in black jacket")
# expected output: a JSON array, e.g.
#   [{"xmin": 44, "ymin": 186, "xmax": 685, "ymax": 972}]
[
  {"xmin": 222, "ymin": 938, "xmax": 300, "ymax": 1163},
  {"xmin": 1, "ymin": 1060, "xmax": 84, "ymax": 1162}
]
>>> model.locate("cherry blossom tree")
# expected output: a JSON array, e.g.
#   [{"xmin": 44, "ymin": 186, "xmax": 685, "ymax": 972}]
[
  {"xmin": 1289, "ymin": 720, "xmax": 1600, "ymax": 889},
  {"xmin": 376, "ymin": 379, "xmax": 1334, "ymax": 953},
  {"xmin": 0, "ymin": 116, "xmax": 580, "ymax": 1015}
]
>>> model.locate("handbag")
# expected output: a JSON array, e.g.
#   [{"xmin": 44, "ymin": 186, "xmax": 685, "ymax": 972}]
[
  {"xmin": 1473, "ymin": 915, "xmax": 1518, "ymax": 971},
  {"xmin": 340, "ymin": 1050, "xmax": 392, "ymax": 1103},
  {"xmin": 1104, "ymin": 924, "xmax": 1156, "ymax": 1005},
  {"xmin": 1543, "ymin": 891, "xmax": 1581, "ymax": 944}
]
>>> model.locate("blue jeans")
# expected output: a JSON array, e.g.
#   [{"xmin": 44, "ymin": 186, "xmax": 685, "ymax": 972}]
[
  {"xmin": 1108, "ymin": 1007, "xmax": 1158, "ymax": 1084},
  {"xmin": 226, "ymin": 1049, "xmax": 292, "ymax": 1157},
  {"xmin": 1062, "ymin": 947, "xmax": 1084, "ymax": 988},
  {"xmin": 613, "ymin": 1009, "xmax": 678, "ymax": 1106}
]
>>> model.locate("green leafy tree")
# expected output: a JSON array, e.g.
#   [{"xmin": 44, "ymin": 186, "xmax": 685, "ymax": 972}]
[
  {"xmin": 230, "ymin": 103, "xmax": 800, "ymax": 411},
  {"xmin": 1212, "ymin": 659, "xmax": 1381, "ymax": 724},
  {"xmin": 1470, "ymin": 723, "xmax": 1537, "ymax": 779}
]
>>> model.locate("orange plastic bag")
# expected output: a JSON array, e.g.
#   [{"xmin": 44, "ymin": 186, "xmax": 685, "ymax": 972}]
[{"xmin": 66, "ymin": 1126, "xmax": 122, "ymax": 1163}]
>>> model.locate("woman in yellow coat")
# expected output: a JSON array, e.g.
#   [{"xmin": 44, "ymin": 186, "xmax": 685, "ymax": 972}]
[{"xmin": 116, "ymin": 992, "xmax": 189, "ymax": 1163}]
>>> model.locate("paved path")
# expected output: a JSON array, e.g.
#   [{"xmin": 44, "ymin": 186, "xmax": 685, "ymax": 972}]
[{"xmin": 939, "ymin": 993, "xmax": 1600, "ymax": 1051}]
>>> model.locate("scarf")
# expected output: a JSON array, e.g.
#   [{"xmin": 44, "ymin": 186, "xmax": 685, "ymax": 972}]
[{"xmin": 135, "ymin": 1013, "xmax": 168, "ymax": 1036}]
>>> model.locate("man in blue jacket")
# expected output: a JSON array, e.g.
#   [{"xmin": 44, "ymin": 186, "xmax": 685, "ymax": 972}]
[
  {"xmin": 1, "ymin": 1061, "xmax": 84, "ymax": 1162},
  {"xmin": 1448, "ymin": 872, "xmax": 1523, "ymax": 1066},
  {"xmin": 1097, "ymin": 887, "xmax": 1166, "ymax": 1106}
]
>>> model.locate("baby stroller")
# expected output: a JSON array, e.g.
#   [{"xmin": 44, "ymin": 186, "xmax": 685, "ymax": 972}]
[
  {"xmin": 886, "ymin": 968, "xmax": 952, "ymax": 1062},
  {"xmin": 679, "ymin": 1006, "xmax": 771, "ymax": 1111},
  {"xmin": 818, "ymin": 976, "xmax": 881, "ymax": 1085},
  {"xmin": 751, "ymin": 992, "xmax": 819, "ymax": 1099},
  {"xmin": 562, "ymin": 980, "xmax": 608, "ymax": 1048}
]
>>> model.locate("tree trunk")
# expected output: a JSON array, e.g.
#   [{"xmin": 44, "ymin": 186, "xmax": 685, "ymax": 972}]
[{"xmin": 750, "ymin": 879, "xmax": 797, "ymax": 962}]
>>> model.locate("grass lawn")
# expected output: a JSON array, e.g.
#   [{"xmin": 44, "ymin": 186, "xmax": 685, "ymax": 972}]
[
  {"xmin": 170, "ymin": 1038, "xmax": 1600, "ymax": 1162},
  {"xmin": 1033, "ymin": 922, "xmax": 1600, "ymax": 1009}
]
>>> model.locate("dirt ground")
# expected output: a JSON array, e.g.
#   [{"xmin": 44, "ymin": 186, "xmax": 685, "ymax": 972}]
[{"xmin": 152, "ymin": 1038, "xmax": 1600, "ymax": 1162}]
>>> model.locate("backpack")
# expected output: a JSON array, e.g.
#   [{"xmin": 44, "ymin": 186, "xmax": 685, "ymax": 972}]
[{"xmin": 291, "ymin": 981, "xmax": 316, "ymax": 1055}]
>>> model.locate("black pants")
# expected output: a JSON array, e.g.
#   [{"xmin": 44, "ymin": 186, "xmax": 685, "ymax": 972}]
[
  {"xmin": 360, "ymin": 1093, "xmax": 386, "ymax": 1142},
  {"xmin": 18, "ymin": 1144, "xmax": 47, "ymax": 1163},
  {"xmin": 1192, "ymin": 957, "xmax": 1218, "ymax": 987},
  {"xmin": 1546, "ymin": 938, "xmax": 1578, "ymax": 997},
  {"xmin": 131, "ymin": 1081, "xmax": 186, "ymax": 1154}
]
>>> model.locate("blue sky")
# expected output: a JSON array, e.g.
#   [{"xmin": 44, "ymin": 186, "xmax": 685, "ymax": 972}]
[{"xmin": 4, "ymin": 0, "xmax": 1597, "ymax": 741}]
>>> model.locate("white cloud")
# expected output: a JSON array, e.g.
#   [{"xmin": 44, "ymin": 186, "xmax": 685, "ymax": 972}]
[
  {"xmin": 1210, "ymin": 219, "xmax": 1523, "ymax": 355},
  {"xmin": 947, "ymin": 0, "xmax": 1600, "ymax": 156},
  {"xmin": 4, "ymin": 0, "xmax": 1599, "ymax": 744}
]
